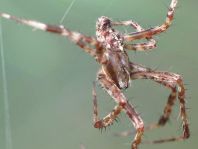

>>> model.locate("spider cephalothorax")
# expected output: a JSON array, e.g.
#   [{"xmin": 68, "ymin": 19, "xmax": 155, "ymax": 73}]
[
  {"xmin": 0, "ymin": 0, "xmax": 190, "ymax": 149},
  {"xmin": 96, "ymin": 16, "xmax": 124, "ymax": 51}
]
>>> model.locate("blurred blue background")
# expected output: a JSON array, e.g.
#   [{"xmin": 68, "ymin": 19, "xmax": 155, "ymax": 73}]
[{"xmin": 0, "ymin": 0, "xmax": 197, "ymax": 149}]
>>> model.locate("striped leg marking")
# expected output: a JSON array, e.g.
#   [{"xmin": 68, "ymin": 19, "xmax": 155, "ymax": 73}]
[
  {"xmin": 113, "ymin": 20, "xmax": 157, "ymax": 51},
  {"xmin": 131, "ymin": 68, "xmax": 190, "ymax": 143},
  {"xmin": 124, "ymin": 0, "xmax": 178, "ymax": 41},
  {"xmin": 94, "ymin": 69, "xmax": 144, "ymax": 149},
  {"xmin": 0, "ymin": 12, "xmax": 100, "ymax": 58}
]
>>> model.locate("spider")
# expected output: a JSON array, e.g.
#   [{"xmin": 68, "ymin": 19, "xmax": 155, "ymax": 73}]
[{"xmin": 0, "ymin": 0, "xmax": 190, "ymax": 149}]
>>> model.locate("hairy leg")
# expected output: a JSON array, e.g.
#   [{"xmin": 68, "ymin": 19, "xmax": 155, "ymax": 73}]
[
  {"xmin": 124, "ymin": 0, "xmax": 178, "ymax": 41},
  {"xmin": 93, "ymin": 69, "xmax": 144, "ymax": 149},
  {"xmin": 123, "ymin": 39, "xmax": 156, "ymax": 51},
  {"xmin": 112, "ymin": 20, "xmax": 156, "ymax": 51},
  {"xmin": 130, "ymin": 63, "xmax": 190, "ymax": 143},
  {"xmin": 0, "ymin": 12, "xmax": 102, "ymax": 59},
  {"xmin": 112, "ymin": 20, "xmax": 145, "ymax": 31},
  {"xmin": 92, "ymin": 81, "xmax": 123, "ymax": 128}
]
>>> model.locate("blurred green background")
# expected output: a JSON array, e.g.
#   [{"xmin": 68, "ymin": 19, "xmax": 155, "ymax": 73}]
[{"xmin": 0, "ymin": 0, "xmax": 197, "ymax": 149}]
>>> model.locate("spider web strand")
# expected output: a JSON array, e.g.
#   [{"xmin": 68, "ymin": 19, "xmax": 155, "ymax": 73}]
[
  {"xmin": 0, "ymin": 21, "xmax": 13, "ymax": 149},
  {"xmin": 59, "ymin": 0, "xmax": 77, "ymax": 24}
]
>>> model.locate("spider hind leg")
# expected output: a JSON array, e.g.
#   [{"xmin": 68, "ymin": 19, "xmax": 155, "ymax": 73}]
[
  {"xmin": 130, "ymin": 63, "xmax": 190, "ymax": 143},
  {"xmin": 93, "ymin": 69, "xmax": 144, "ymax": 149},
  {"xmin": 92, "ymin": 81, "xmax": 123, "ymax": 129}
]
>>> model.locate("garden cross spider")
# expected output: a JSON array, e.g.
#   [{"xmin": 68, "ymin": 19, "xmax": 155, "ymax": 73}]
[{"xmin": 0, "ymin": 0, "xmax": 190, "ymax": 149}]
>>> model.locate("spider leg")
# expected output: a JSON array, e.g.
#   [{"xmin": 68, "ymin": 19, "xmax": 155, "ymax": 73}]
[
  {"xmin": 124, "ymin": 0, "xmax": 178, "ymax": 41},
  {"xmin": 112, "ymin": 20, "xmax": 157, "ymax": 51},
  {"xmin": 0, "ymin": 12, "xmax": 102, "ymax": 59},
  {"xmin": 93, "ymin": 69, "xmax": 144, "ymax": 149},
  {"xmin": 123, "ymin": 39, "xmax": 156, "ymax": 51},
  {"xmin": 112, "ymin": 20, "xmax": 145, "ymax": 31},
  {"xmin": 92, "ymin": 81, "xmax": 123, "ymax": 128},
  {"xmin": 130, "ymin": 63, "xmax": 190, "ymax": 143}
]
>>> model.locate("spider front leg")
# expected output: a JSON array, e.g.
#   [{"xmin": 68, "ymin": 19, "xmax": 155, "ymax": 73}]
[
  {"xmin": 130, "ymin": 63, "xmax": 190, "ymax": 143},
  {"xmin": 124, "ymin": 0, "xmax": 178, "ymax": 41},
  {"xmin": 0, "ymin": 12, "xmax": 102, "ymax": 60},
  {"xmin": 112, "ymin": 20, "xmax": 145, "ymax": 31},
  {"xmin": 93, "ymin": 69, "xmax": 144, "ymax": 149},
  {"xmin": 112, "ymin": 20, "xmax": 156, "ymax": 51},
  {"xmin": 123, "ymin": 39, "xmax": 156, "ymax": 51}
]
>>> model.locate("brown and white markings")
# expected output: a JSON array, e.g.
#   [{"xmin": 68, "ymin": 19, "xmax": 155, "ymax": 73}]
[{"xmin": 0, "ymin": 0, "xmax": 190, "ymax": 149}]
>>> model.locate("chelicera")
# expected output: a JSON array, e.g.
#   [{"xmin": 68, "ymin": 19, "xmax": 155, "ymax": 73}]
[{"xmin": 0, "ymin": 0, "xmax": 190, "ymax": 149}]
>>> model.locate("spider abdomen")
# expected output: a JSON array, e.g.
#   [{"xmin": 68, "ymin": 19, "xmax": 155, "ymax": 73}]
[{"xmin": 102, "ymin": 50, "xmax": 131, "ymax": 89}]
